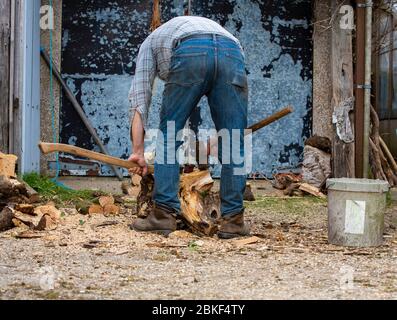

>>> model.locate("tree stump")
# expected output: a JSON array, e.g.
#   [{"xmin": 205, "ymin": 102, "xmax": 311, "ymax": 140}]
[{"xmin": 136, "ymin": 170, "xmax": 221, "ymax": 236}]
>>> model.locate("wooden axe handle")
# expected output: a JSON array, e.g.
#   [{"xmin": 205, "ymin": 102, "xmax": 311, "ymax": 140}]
[
  {"xmin": 38, "ymin": 142, "xmax": 155, "ymax": 174},
  {"xmin": 247, "ymin": 106, "xmax": 294, "ymax": 133}
]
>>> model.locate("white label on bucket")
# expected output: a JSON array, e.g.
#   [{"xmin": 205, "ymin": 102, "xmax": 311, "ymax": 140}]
[{"xmin": 345, "ymin": 200, "xmax": 366, "ymax": 235}]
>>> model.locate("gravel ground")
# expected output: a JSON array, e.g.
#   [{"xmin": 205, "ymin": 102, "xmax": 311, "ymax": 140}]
[{"xmin": 0, "ymin": 195, "xmax": 396, "ymax": 300}]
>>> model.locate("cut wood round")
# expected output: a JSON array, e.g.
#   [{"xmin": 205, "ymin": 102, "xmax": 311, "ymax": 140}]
[{"xmin": 136, "ymin": 170, "xmax": 221, "ymax": 236}]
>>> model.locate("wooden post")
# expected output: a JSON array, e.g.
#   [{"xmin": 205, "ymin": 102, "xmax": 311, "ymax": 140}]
[
  {"xmin": 0, "ymin": 1, "xmax": 11, "ymax": 153},
  {"xmin": 331, "ymin": 0, "xmax": 355, "ymax": 178}
]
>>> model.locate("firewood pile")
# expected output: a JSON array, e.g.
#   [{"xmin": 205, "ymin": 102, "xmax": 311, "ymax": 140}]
[
  {"xmin": 369, "ymin": 106, "xmax": 397, "ymax": 187},
  {"xmin": 272, "ymin": 136, "xmax": 331, "ymax": 198},
  {"xmin": 0, "ymin": 153, "xmax": 62, "ymax": 233},
  {"xmin": 272, "ymin": 173, "xmax": 326, "ymax": 198}
]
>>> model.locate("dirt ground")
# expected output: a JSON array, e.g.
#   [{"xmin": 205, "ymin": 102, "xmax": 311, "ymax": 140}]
[{"xmin": 0, "ymin": 182, "xmax": 396, "ymax": 300}]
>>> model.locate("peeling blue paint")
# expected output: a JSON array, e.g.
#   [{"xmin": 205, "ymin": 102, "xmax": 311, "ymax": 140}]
[{"xmin": 61, "ymin": 0, "xmax": 312, "ymax": 177}]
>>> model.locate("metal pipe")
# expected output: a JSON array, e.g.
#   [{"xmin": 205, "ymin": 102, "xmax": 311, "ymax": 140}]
[
  {"xmin": 355, "ymin": 0, "xmax": 366, "ymax": 178},
  {"xmin": 40, "ymin": 48, "xmax": 124, "ymax": 181},
  {"xmin": 8, "ymin": 0, "xmax": 16, "ymax": 153},
  {"xmin": 362, "ymin": 1, "xmax": 373, "ymax": 178}
]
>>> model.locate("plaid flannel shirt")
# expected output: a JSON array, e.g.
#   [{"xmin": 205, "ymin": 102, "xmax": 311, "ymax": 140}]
[{"xmin": 128, "ymin": 16, "xmax": 241, "ymax": 130}]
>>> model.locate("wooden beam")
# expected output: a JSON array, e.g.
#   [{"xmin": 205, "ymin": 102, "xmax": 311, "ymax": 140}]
[
  {"xmin": 0, "ymin": 0, "xmax": 11, "ymax": 153},
  {"xmin": 331, "ymin": 0, "xmax": 355, "ymax": 178}
]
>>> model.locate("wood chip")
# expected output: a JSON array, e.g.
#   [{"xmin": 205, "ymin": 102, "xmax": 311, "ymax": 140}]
[
  {"xmin": 34, "ymin": 205, "xmax": 61, "ymax": 221},
  {"xmin": 299, "ymin": 183, "xmax": 327, "ymax": 198},
  {"xmin": 99, "ymin": 196, "xmax": 115, "ymax": 208},
  {"xmin": 95, "ymin": 221, "xmax": 119, "ymax": 228},
  {"xmin": 15, "ymin": 231, "xmax": 44, "ymax": 239},
  {"xmin": 233, "ymin": 236, "xmax": 261, "ymax": 246},
  {"xmin": 88, "ymin": 204, "xmax": 104, "ymax": 215},
  {"xmin": 35, "ymin": 215, "xmax": 58, "ymax": 231},
  {"xmin": 103, "ymin": 204, "xmax": 120, "ymax": 215}
]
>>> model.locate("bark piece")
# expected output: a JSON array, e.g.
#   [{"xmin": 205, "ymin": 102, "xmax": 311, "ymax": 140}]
[
  {"xmin": 273, "ymin": 173, "xmax": 302, "ymax": 190},
  {"xmin": 136, "ymin": 174, "xmax": 155, "ymax": 218},
  {"xmin": 243, "ymin": 183, "xmax": 256, "ymax": 201},
  {"xmin": 14, "ymin": 204, "xmax": 36, "ymax": 216},
  {"xmin": 0, "ymin": 207, "xmax": 15, "ymax": 231}
]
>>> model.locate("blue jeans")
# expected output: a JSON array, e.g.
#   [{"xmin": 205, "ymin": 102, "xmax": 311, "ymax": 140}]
[{"xmin": 153, "ymin": 34, "xmax": 248, "ymax": 217}]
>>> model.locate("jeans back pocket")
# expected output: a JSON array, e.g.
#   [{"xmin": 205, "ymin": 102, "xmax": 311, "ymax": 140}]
[{"xmin": 168, "ymin": 52, "xmax": 207, "ymax": 86}]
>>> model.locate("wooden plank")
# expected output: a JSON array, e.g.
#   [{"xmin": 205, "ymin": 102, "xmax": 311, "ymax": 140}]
[
  {"xmin": 331, "ymin": 0, "xmax": 355, "ymax": 178},
  {"xmin": 0, "ymin": 0, "xmax": 11, "ymax": 153}
]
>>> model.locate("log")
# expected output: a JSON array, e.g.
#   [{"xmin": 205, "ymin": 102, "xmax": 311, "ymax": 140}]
[
  {"xmin": 302, "ymin": 145, "xmax": 331, "ymax": 188},
  {"xmin": 16, "ymin": 178, "xmax": 40, "ymax": 203},
  {"xmin": 179, "ymin": 170, "xmax": 221, "ymax": 236},
  {"xmin": 0, "ymin": 153, "xmax": 17, "ymax": 177},
  {"xmin": 136, "ymin": 170, "xmax": 221, "ymax": 236},
  {"xmin": 0, "ymin": 175, "xmax": 29, "ymax": 202}
]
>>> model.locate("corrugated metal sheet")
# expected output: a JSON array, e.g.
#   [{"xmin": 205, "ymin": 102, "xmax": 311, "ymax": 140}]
[{"xmin": 60, "ymin": 0, "xmax": 313, "ymax": 177}]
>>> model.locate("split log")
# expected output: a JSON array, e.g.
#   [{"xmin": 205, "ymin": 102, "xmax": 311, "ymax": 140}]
[
  {"xmin": 179, "ymin": 170, "xmax": 221, "ymax": 236},
  {"xmin": 0, "ymin": 175, "xmax": 29, "ymax": 201},
  {"xmin": 302, "ymin": 145, "xmax": 331, "ymax": 188},
  {"xmin": 136, "ymin": 170, "xmax": 221, "ymax": 236},
  {"xmin": 16, "ymin": 178, "xmax": 40, "ymax": 203},
  {"xmin": 0, "ymin": 153, "xmax": 17, "ymax": 177}
]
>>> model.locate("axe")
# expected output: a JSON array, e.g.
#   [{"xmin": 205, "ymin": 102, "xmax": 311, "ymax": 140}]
[{"xmin": 39, "ymin": 106, "xmax": 293, "ymax": 174}]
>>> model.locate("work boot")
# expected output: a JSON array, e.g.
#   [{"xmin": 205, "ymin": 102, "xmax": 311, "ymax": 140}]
[
  {"xmin": 217, "ymin": 212, "xmax": 250, "ymax": 239},
  {"xmin": 131, "ymin": 204, "xmax": 177, "ymax": 236}
]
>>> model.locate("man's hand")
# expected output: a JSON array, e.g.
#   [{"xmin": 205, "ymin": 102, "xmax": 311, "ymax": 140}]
[
  {"xmin": 129, "ymin": 112, "xmax": 147, "ymax": 176},
  {"xmin": 128, "ymin": 154, "xmax": 148, "ymax": 176}
]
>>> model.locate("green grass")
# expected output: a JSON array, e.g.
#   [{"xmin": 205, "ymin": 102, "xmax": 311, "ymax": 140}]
[
  {"xmin": 245, "ymin": 196, "xmax": 327, "ymax": 215},
  {"xmin": 22, "ymin": 173, "xmax": 102, "ymax": 205}
]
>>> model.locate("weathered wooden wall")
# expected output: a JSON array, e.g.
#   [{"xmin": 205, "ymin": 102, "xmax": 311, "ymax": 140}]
[{"xmin": 0, "ymin": 1, "xmax": 11, "ymax": 153}]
